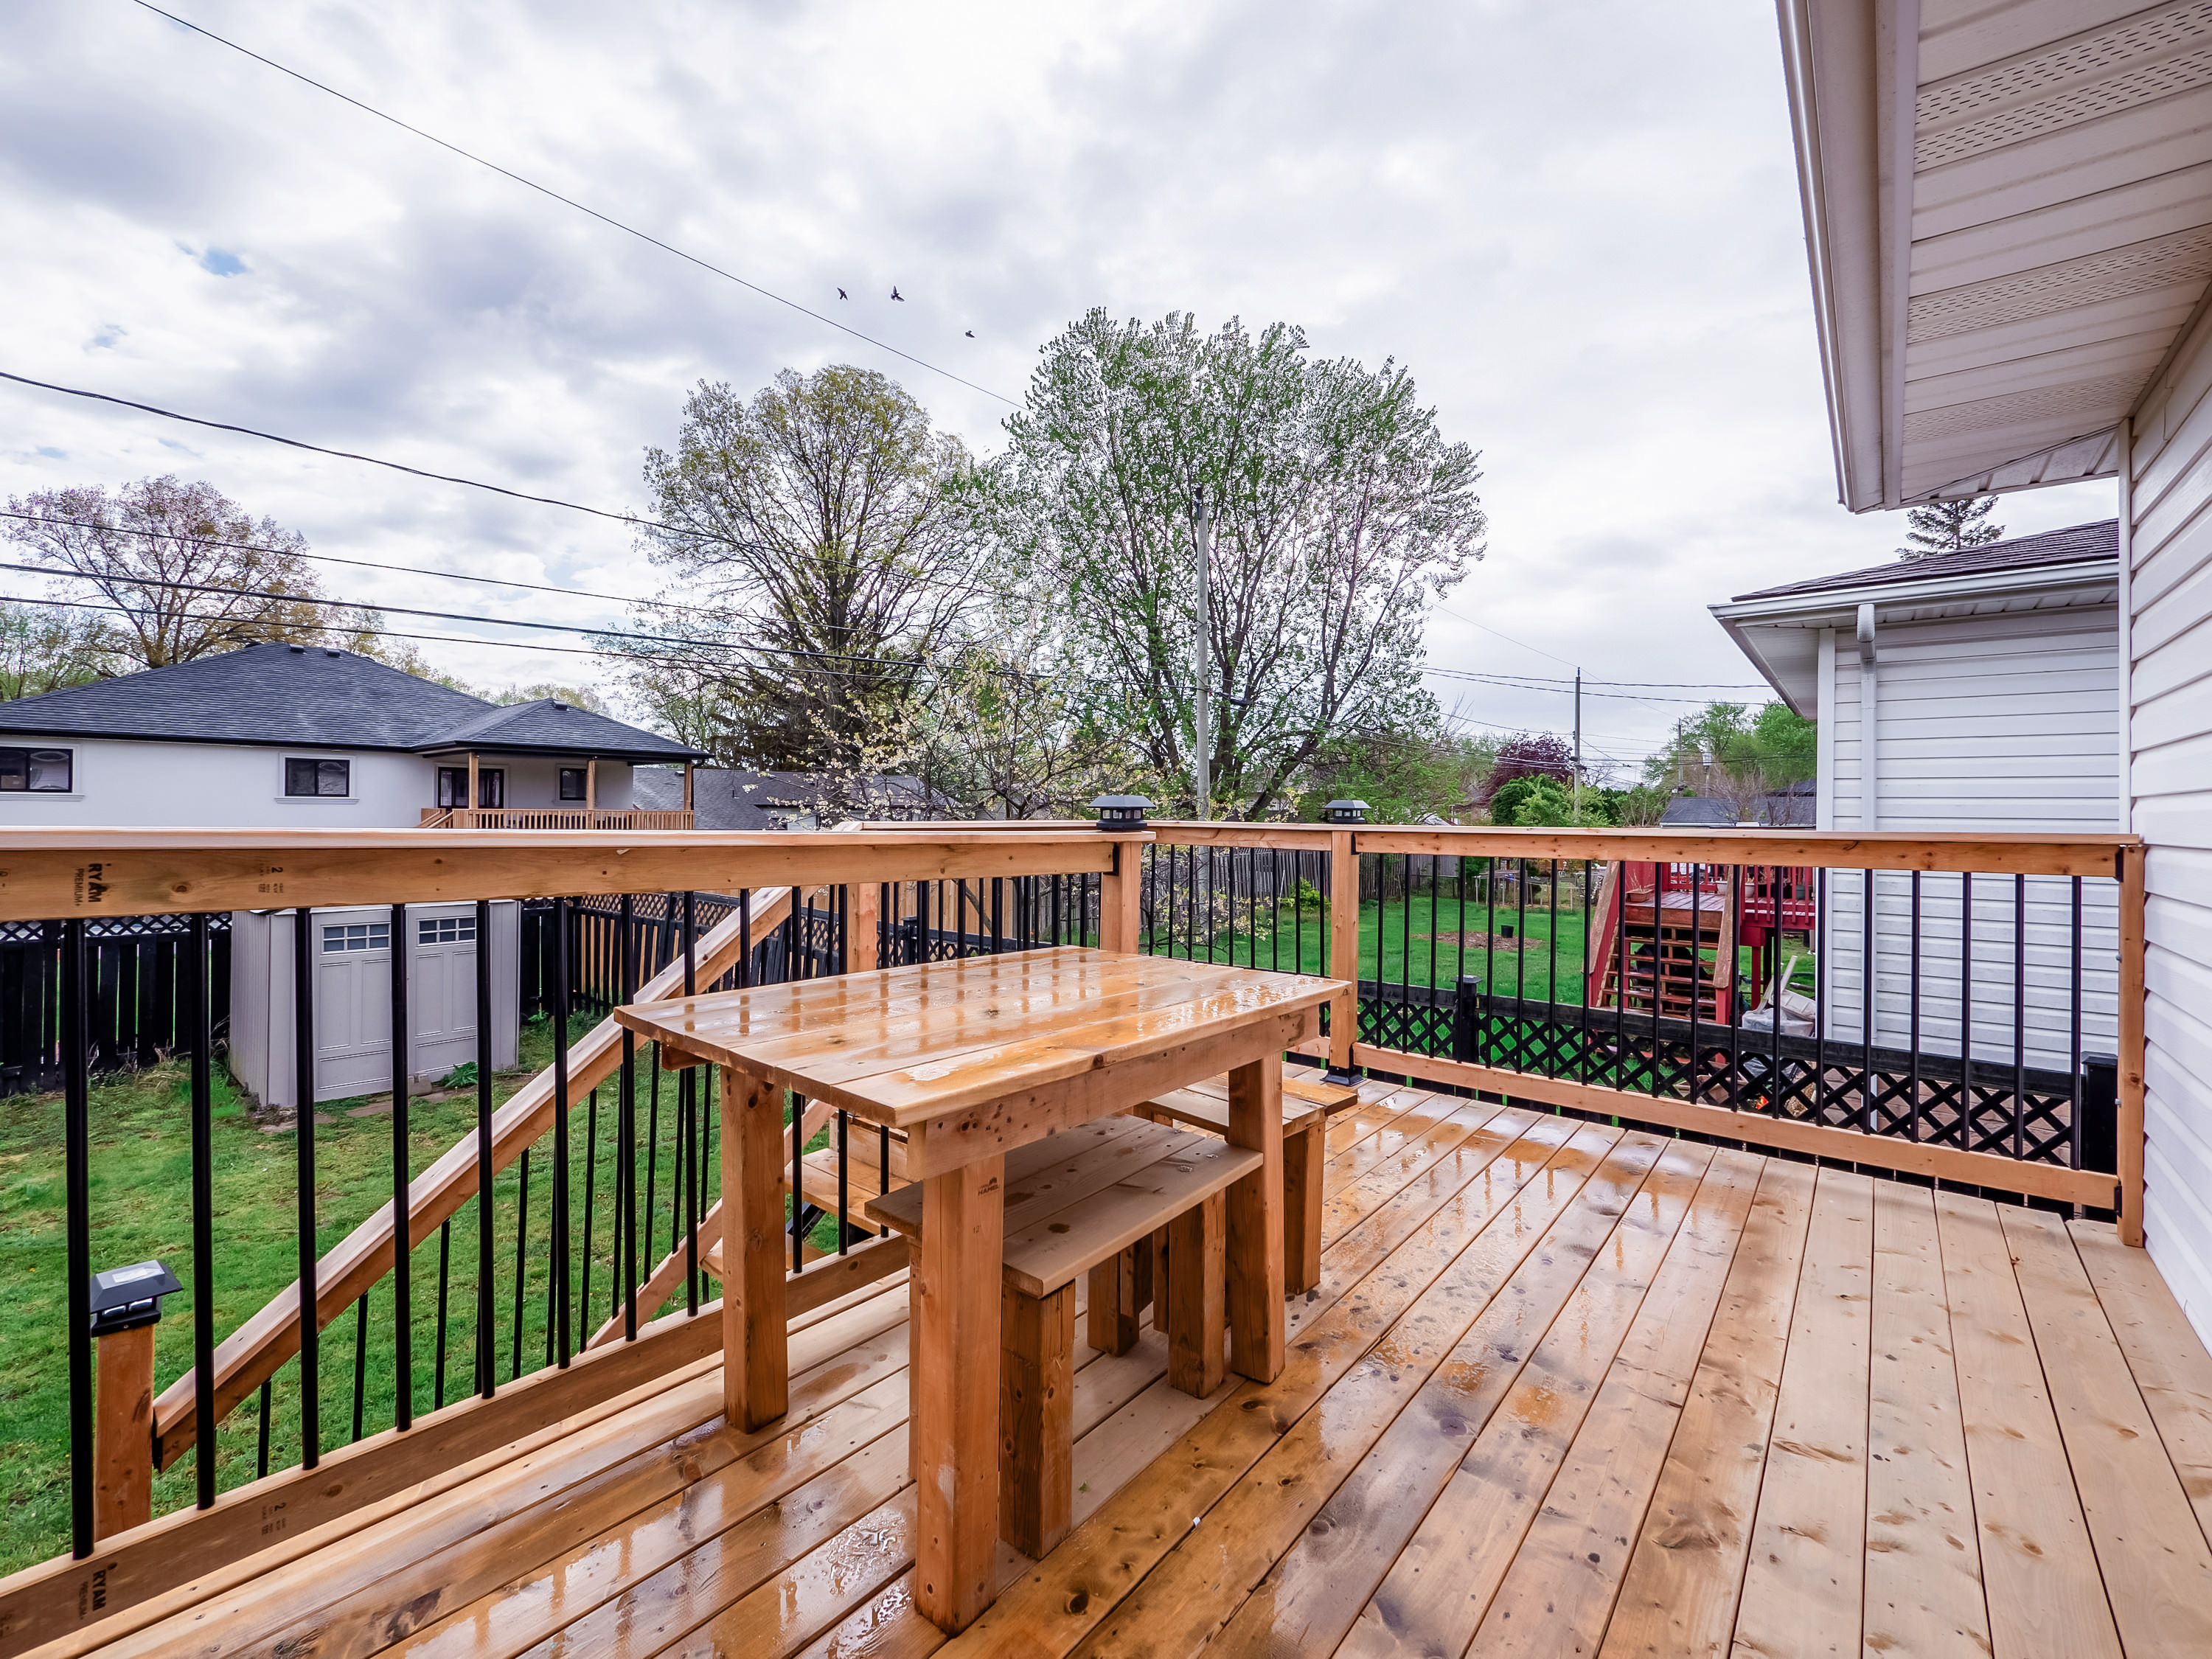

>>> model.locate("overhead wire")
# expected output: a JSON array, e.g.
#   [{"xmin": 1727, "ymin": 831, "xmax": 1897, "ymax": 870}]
[{"xmin": 129, "ymin": 2, "xmax": 1019, "ymax": 407}]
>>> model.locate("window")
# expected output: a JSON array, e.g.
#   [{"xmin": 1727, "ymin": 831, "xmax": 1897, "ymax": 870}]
[
  {"xmin": 0, "ymin": 748, "xmax": 72, "ymax": 791},
  {"xmin": 559, "ymin": 767, "xmax": 588, "ymax": 801},
  {"xmin": 419, "ymin": 915, "xmax": 476, "ymax": 945},
  {"xmin": 436, "ymin": 767, "xmax": 504, "ymax": 807},
  {"xmin": 323, "ymin": 922, "xmax": 389, "ymax": 953},
  {"xmin": 285, "ymin": 758, "xmax": 349, "ymax": 797}
]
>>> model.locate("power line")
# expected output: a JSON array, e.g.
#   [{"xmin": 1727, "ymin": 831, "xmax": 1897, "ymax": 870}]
[
  {"xmin": 131, "ymin": 1, "xmax": 1018, "ymax": 407},
  {"xmin": 1430, "ymin": 602, "xmax": 1578, "ymax": 669},
  {"xmin": 1420, "ymin": 666, "xmax": 1755, "ymax": 706}
]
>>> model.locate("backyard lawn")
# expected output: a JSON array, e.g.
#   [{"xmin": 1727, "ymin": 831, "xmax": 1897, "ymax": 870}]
[{"xmin": 0, "ymin": 1018, "xmax": 716, "ymax": 1576}]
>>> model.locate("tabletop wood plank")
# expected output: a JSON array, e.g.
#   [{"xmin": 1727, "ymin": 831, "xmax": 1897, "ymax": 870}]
[{"xmin": 617, "ymin": 949, "xmax": 1342, "ymax": 1130}]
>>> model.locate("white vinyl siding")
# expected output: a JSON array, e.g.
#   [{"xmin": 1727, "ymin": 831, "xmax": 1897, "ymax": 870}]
[
  {"xmin": 1816, "ymin": 603, "xmax": 2123, "ymax": 1075},
  {"xmin": 2128, "ymin": 298, "xmax": 2212, "ymax": 1344}
]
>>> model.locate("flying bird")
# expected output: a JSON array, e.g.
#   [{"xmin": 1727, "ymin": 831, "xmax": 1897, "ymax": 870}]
[
  {"xmin": 964, "ymin": 330, "xmax": 975, "ymax": 338},
  {"xmin": 837, "ymin": 287, "xmax": 848, "ymax": 299},
  {"xmin": 891, "ymin": 286, "xmax": 905, "ymax": 301}
]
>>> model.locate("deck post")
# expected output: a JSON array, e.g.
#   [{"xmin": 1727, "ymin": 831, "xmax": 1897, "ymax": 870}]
[
  {"xmin": 848, "ymin": 880, "xmax": 880, "ymax": 973},
  {"xmin": 1099, "ymin": 841, "xmax": 1141, "ymax": 953},
  {"xmin": 2119, "ymin": 845, "xmax": 2146, "ymax": 1245},
  {"xmin": 93, "ymin": 1324, "xmax": 156, "ymax": 1540},
  {"xmin": 1225, "ymin": 1053, "xmax": 1285, "ymax": 1382},
  {"xmin": 1328, "ymin": 829, "xmax": 1358, "ymax": 1072},
  {"xmin": 721, "ymin": 1066, "xmax": 788, "ymax": 1429}
]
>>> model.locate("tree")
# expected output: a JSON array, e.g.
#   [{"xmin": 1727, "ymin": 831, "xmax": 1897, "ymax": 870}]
[
  {"xmin": 1644, "ymin": 700, "xmax": 1816, "ymax": 818},
  {"xmin": 1481, "ymin": 731, "xmax": 1577, "ymax": 807},
  {"xmin": 0, "ymin": 602, "xmax": 114, "ymax": 700},
  {"xmin": 1898, "ymin": 495, "xmax": 2003, "ymax": 558},
  {"xmin": 630, "ymin": 366, "xmax": 980, "ymax": 774},
  {"xmin": 1502, "ymin": 775, "xmax": 1615, "ymax": 827},
  {"xmin": 1299, "ymin": 727, "xmax": 1499, "ymax": 824},
  {"xmin": 4, "ymin": 477, "xmax": 326, "ymax": 667},
  {"xmin": 990, "ymin": 310, "xmax": 1486, "ymax": 819}
]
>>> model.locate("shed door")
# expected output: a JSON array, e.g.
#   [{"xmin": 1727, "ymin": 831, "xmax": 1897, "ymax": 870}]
[
  {"xmin": 411, "ymin": 909, "xmax": 481, "ymax": 1082},
  {"xmin": 314, "ymin": 917, "xmax": 393, "ymax": 1100}
]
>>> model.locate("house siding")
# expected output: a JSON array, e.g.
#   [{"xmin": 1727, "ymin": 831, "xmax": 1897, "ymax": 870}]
[
  {"xmin": 2128, "ymin": 299, "xmax": 2212, "ymax": 1346},
  {"xmin": 1819, "ymin": 605, "xmax": 2122, "ymax": 1077}
]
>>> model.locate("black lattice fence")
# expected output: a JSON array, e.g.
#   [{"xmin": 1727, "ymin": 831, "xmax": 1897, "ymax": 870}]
[{"xmin": 0, "ymin": 914, "xmax": 233, "ymax": 1098}]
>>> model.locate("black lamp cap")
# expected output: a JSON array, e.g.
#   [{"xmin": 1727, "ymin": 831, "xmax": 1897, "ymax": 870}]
[
  {"xmin": 1091, "ymin": 793, "xmax": 1153, "ymax": 830},
  {"xmin": 88, "ymin": 1259, "xmax": 181, "ymax": 1334},
  {"xmin": 1324, "ymin": 799, "xmax": 1370, "ymax": 824}
]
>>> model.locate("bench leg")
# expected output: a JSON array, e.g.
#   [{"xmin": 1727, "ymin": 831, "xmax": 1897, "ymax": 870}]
[
  {"xmin": 1000, "ymin": 1281, "xmax": 1075, "ymax": 1557},
  {"xmin": 1085, "ymin": 1247, "xmax": 1145, "ymax": 1356},
  {"xmin": 1283, "ymin": 1118, "xmax": 1325, "ymax": 1297},
  {"xmin": 1226, "ymin": 1054, "xmax": 1286, "ymax": 1382},
  {"xmin": 914, "ymin": 1156, "xmax": 1004, "ymax": 1631},
  {"xmin": 1167, "ymin": 1189, "xmax": 1226, "ymax": 1397},
  {"xmin": 723, "ymin": 1067, "xmax": 788, "ymax": 1431}
]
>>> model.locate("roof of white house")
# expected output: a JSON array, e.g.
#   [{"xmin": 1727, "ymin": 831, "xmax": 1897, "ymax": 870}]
[
  {"xmin": 0, "ymin": 641, "xmax": 706, "ymax": 761},
  {"xmin": 1710, "ymin": 518, "xmax": 2119, "ymax": 717},
  {"xmin": 1778, "ymin": 3, "xmax": 2212, "ymax": 509}
]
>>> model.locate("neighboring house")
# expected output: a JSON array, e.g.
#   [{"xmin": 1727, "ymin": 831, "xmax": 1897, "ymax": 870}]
[
  {"xmin": 1778, "ymin": 4, "xmax": 2212, "ymax": 1334},
  {"xmin": 0, "ymin": 642, "xmax": 706, "ymax": 827},
  {"xmin": 1655, "ymin": 782, "xmax": 1815, "ymax": 827},
  {"xmin": 1709, "ymin": 522, "xmax": 2124, "ymax": 1077},
  {"xmin": 1658, "ymin": 795, "xmax": 1741, "ymax": 828},
  {"xmin": 634, "ymin": 766, "xmax": 933, "ymax": 831}
]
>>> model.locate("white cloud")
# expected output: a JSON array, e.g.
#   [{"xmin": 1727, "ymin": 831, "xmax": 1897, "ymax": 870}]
[{"xmin": 0, "ymin": 0, "xmax": 2114, "ymax": 754}]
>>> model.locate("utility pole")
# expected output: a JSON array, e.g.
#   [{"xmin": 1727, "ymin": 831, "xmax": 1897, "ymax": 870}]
[
  {"xmin": 1193, "ymin": 489, "xmax": 1211, "ymax": 821},
  {"xmin": 1573, "ymin": 667, "xmax": 1583, "ymax": 820}
]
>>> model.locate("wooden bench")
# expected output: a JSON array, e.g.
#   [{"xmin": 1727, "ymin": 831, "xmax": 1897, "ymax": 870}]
[
  {"xmin": 1130, "ymin": 1068, "xmax": 1360, "ymax": 1297},
  {"xmin": 864, "ymin": 1115, "xmax": 1258, "ymax": 1557}
]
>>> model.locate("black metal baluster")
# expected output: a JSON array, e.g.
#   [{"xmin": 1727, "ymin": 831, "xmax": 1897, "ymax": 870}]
[
  {"xmin": 511, "ymin": 1146, "xmax": 529, "ymax": 1379},
  {"xmin": 1961, "ymin": 872, "xmax": 1975, "ymax": 1153},
  {"xmin": 1726, "ymin": 864, "xmax": 1743, "ymax": 1114},
  {"xmin": 434, "ymin": 1219, "xmax": 451, "ymax": 1410},
  {"xmin": 681, "ymin": 891, "xmax": 698, "ymax": 1315},
  {"xmin": 294, "ymin": 905, "xmax": 321, "ymax": 1464},
  {"xmin": 1862, "ymin": 869, "xmax": 1877, "ymax": 1136},
  {"xmin": 63, "ymin": 918, "xmax": 92, "ymax": 1555},
  {"xmin": 793, "ymin": 1083, "xmax": 805, "ymax": 1272},
  {"xmin": 618, "ymin": 895, "xmax": 637, "ymax": 1341},
  {"xmin": 1813, "ymin": 869, "xmax": 1829, "ymax": 1124},
  {"xmin": 552, "ymin": 898, "xmax": 573, "ymax": 1364},
  {"xmin": 2014, "ymin": 873, "xmax": 2028, "ymax": 1162},
  {"xmin": 1909, "ymin": 872, "xmax": 1923, "ymax": 1144},
  {"xmin": 579, "ymin": 1087, "xmax": 598, "ymax": 1329},
  {"xmin": 2070, "ymin": 877, "xmax": 2085, "ymax": 1180},
  {"xmin": 351, "ymin": 1293, "xmax": 368, "ymax": 1441},
  {"xmin": 1578, "ymin": 860, "xmax": 1593, "ymax": 1089},
  {"xmin": 1688, "ymin": 865, "xmax": 1703, "ymax": 1105},
  {"xmin": 1767, "ymin": 867, "xmax": 1784, "ymax": 1119},
  {"xmin": 739, "ymin": 889, "xmax": 753, "ymax": 988},
  {"xmin": 837, "ymin": 1109, "xmax": 850, "ymax": 1255},
  {"xmin": 475, "ymin": 899, "xmax": 495, "ymax": 1395},
  {"xmin": 188, "ymin": 911, "xmax": 218, "ymax": 1504},
  {"xmin": 992, "ymin": 876, "xmax": 1004, "ymax": 956},
  {"xmin": 390, "ymin": 902, "xmax": 413, "ymax": 1423},
  {"xmin": 255, "ymin": 1379, "xmax": 271, "ymax": 1478}
]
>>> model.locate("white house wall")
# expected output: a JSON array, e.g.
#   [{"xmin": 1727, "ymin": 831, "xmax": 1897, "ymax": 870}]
[
  {"xmin": 2127, "ymin": 294, "xmax": 2212, "ymax": 1347},
  {"xmin": 0, "ymin": 737, "xmax": 633, "ymax": 828},
  {"xmin": 1819, "ymin": 605, "xmax": 2122, "ymax": 1075}
]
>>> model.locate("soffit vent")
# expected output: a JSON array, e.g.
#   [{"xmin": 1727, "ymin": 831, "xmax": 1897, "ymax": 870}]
[
  {"xmin": 1906, "ymin": 223, "xmax": 2212, "ymax": 342},
  {"xmin": 1916, "ymin": 1, "xmax": 2212, "ymax": 170},
  {"xmin": 1901, "ymin": 371, "xmax": 2147, "ymax": 445}
]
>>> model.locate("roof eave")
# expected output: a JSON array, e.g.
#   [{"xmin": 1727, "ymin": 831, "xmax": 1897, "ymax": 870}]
[{"xmin": 1713, "ymin": 553, "xmax": 2120, "ymax": 622}]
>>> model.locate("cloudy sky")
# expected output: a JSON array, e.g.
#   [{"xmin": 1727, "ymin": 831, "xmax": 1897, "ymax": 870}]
[{"xmin": 0, "ymin": 0, "xmax": 2115, "ymax": 778}]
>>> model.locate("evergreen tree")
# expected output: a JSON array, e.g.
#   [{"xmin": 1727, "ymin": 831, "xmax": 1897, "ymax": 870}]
[{"xmin": 1897, "ymin": 495, "xmax": 2003, "ymax": 558}]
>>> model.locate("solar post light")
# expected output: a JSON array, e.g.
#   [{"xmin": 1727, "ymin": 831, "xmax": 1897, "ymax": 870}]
[{"xmin": 88, "ymin": 1259, "xmax": 180, "ymax": 1540}]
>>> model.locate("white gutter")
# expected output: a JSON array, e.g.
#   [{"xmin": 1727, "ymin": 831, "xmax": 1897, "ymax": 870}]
[{"xmin": 2116, "ymin": 418, "xmax": 2133, "ymax": 833}]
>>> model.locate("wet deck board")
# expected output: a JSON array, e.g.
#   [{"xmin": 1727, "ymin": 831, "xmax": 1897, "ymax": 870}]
[{"xmin": 57, "ymin": 1082, "xmax": 2212, "ymax": 1659}]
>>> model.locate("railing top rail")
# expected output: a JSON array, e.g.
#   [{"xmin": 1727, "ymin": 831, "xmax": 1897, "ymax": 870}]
[
  {"xmin": 0, "ymin": 825, "xmax": 1149, "ymax": 922},
  {"xmin": 1144, "ymin": 821, "xmax": 1338, "ymax": 849},
  {"xmin": 1346, "ymin": 824, "xmax": 2138, "ymax": 878}
]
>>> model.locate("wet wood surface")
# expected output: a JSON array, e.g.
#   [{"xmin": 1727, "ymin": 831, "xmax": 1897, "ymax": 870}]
[{"xmin": 55, "ymin": 1080, "xmax": 2212, "ymax": 1659}]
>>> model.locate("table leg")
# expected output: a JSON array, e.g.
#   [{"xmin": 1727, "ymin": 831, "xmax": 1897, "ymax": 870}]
[
  {"xmin": 914, "ymin": 1153, "xmax": 1006, "ymax": 1632},
  {"xmin": 722, "ymin": 1065, "xmax": 787, "ymax": 1431},
  {"xmin": 1225, "ymin": 1053, "xmax": 1285, "ymax": 1382}
]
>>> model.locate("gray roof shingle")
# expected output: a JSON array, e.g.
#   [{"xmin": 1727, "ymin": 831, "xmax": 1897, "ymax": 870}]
[
  {"xmin": 0, "ymin": 641, "xmax": 703, "ymax": 759},
  {"xmin": 1731, "ymin": 518, "xmax": 2117, "ymax": 602}
]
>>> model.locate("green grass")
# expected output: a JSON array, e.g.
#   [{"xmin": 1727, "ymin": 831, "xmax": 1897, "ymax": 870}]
[{"xmin": 0, "ymin": 1017, "xmax": 720, "ymax": 1576}]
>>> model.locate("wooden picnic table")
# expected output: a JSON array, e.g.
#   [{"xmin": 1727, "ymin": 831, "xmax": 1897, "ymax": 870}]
[{"xmin": 613, "ymin": 945, "xmax": 1342, "ymax": 1632}]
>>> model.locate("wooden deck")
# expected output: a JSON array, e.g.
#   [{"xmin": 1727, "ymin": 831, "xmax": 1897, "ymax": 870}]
[{"xmin": 44, "ymin": 1081, "xmax": 2212, "ymax": 1659}]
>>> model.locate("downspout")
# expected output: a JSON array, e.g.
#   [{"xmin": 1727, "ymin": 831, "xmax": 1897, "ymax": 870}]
[
  {"xmin": 1857, "ymin": 602, "xmax": 1878, "ymax": 830},
  {"xmin": 2116, "ymin": 417, "xmax": 2133, "ymax": 832}
]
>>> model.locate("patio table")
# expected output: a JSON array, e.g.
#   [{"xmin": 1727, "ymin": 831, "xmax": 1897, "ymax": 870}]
[{"xmin": 613, "ymin": 945, "xmax": 1342, "ymax": 1632}]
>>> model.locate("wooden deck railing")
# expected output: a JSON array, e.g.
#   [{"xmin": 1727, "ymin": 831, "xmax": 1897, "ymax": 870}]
[
  {"xmin": 417, "ymin": 807, "xmax": 696, "ymax": 830},
  {"xmin": 1135, "ymin": 821, "xmax": 2146, "ymax": 1242}
]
